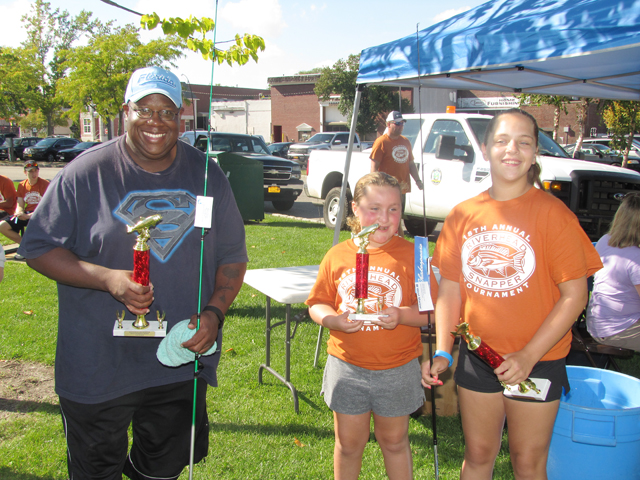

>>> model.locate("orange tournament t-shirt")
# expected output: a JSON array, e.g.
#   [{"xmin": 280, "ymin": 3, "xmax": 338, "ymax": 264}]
[
  {"xmin": 370, "ymin": 134, "xmax": 414, "ymax": 193},
  {"xmin": 433, "ymin": 187, "xmax": 602, "ymax": 361},
  {"xmin": 306, "ymin": 236, "xmax": 422, "ymax": 370},
  {"xmin": 0, "ymin": 175, "xmax": 17, "ymax": 215},
  {"xmin": 17, "ymin": 178, "xmax": 50, "ymax": 213}
]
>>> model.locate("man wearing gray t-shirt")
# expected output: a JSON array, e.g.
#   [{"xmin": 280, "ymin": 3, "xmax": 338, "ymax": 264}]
[{"xmin": 19, "ymin": 67, "xmax": 248, "ymax": 480}]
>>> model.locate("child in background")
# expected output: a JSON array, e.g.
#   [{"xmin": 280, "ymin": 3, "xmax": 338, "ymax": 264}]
[
  {"xmin": 307, "ymin": 172, "xmax": 427, "ymax": 480},
  {"xmin": 422, "ymin": 109, "xmax": 602, "ymax": 479}
]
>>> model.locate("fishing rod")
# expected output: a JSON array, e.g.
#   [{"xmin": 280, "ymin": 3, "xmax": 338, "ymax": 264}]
[{"xmin": 416, "ymin": 22, "xmax": 439, "ymax": 480}]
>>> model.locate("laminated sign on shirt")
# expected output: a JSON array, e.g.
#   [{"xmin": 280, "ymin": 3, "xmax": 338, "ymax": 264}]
[{"xmin": 414, "ymin": 236, "xmax": 434, "ymax": 312}]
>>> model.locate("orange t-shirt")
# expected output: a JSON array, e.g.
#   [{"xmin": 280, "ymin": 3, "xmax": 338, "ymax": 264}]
[
  {"xmin": 306, "ymin": 236, "xmax": 422, "ymax": 370},
  {"xmin": 370, "ymin": 134, "xmax": 414, "ymax": 193},
  {"xmin": 0, "ymin": 175, "xmax": 17, "ymax": 215},
  {"xmin": 433, "ymin": 187, "xmax": 602, "ymax": 361},
  {"xmin": 17, "ymin": 178, "xmax": 49, "ymax": 213}
]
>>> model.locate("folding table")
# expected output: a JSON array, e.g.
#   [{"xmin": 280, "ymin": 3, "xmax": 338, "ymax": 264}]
[{"xmin": 243, "ymin": 265, "xmax": 319, "ymax": 413}]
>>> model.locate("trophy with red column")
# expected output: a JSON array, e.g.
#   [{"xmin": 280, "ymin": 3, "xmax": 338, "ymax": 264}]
[
  {"xmin": 113, "ymin": 214, "xmax": 167, "ymax": 337},
  {"xmin": 453, "ymin": 323, "xmax": 550, "ymax": 400},
  {"xmin": 348, "ymin": 223, "xmax": 388, "ymax": 322}
]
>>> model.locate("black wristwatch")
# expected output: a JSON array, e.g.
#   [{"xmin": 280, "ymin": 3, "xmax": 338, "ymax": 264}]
[{"xmin": 202, "ymin": 305, "xmax": 225, "ymax": 330}]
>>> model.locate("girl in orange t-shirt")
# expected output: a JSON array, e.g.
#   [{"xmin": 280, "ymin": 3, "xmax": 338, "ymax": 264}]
[
  {"xmin": 422, "ymin": 109, "xmax": 601, "ymax": 479},
  {"xmin": 307, "ymin": 172, "xmax": 428, "ymax": 480}
]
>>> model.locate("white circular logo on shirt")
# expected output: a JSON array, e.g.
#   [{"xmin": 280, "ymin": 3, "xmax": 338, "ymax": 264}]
[
  {"xmin": 337, "ymin": 270, "xmax": 403, "ymax": 313},
  {"xmin": 391, "ymin": 145, "xmax": 410, "ymax": 164},
  {"xmin": 462, "ymin": 230, "xmax": 535, "ymax": 292}
]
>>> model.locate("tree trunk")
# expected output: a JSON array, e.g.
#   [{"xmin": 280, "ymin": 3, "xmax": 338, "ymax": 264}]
[
  {"xmin": 573, "ymin": 98, "xmax": 589, "ymax": 159},
  {"xmin": 622, "ymin": 104, "xmax": 639, "ymax": 168},
  {"xmin": 106, "ymin": 117, "xmax": 112, "ymax": 140},
  {"xmin": 553, "ymin": 106, "xmax": 560, "ymax": 141}
]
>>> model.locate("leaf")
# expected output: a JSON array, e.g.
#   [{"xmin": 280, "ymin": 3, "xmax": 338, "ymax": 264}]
[
  {"xmin": 294, "ymin": 437, "xmax": 305, "ymax": 447},
  {"xmin": 23, "ymin": 310, "xmax": 33, "ymax": 315}
]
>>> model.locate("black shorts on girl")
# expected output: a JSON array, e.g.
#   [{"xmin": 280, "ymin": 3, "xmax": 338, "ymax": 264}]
[
  {"xmin": 454, "ymin": 340, "xmax": 570, "ymax": 402},
  {"xmin": 322, "ymin": 355, "xmax": 425, "ymax": 416}
]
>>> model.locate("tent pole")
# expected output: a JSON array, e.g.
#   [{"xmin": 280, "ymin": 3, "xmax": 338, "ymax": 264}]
[{"xmin": 332, "ymin": 84, "xmax": 364, "ymax": 247}]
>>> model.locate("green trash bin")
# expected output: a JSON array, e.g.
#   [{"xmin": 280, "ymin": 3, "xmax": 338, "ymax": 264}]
[{"xmin": 217, "ymin": 152, "xmax": 264, "ymax": 221}]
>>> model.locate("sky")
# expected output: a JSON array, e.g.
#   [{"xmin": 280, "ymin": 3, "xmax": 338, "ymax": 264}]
[{"xmin": 0, "ymin": 0, "xmax": 487, "ymax": 90}]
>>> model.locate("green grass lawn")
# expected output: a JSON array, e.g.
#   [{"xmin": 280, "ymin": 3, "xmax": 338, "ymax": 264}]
[{"xmin": 1, "ymin": 215, "xmax": 638, "ymax": 479}]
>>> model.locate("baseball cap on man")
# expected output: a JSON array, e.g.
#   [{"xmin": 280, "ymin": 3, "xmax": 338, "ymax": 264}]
[
  {"xmin": 386, "ymin": 111, "xmax": 406, "ymax": 123},
  {"xmin": 124, "ymin": 67, "xmax": 182, "ymax": 108},
  {"xmin": 24, "ymin": 160, "xmax": 39, "ymax": 171}
]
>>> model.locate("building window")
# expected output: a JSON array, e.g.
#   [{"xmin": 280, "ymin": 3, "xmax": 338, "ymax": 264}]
[{"xmin": 83, "ymin": 118, "xmax": 91, "ymax": 134}]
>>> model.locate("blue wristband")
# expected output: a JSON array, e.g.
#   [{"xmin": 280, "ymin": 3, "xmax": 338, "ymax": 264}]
[{"xmin": 433, "ymin": 350, "xmax": 453, "ymax": 368}]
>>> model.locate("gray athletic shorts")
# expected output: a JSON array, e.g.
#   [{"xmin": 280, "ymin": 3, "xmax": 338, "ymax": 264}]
[{"xmin": 322, "ymin": 355, "xmax": 426, "ymax": 417}]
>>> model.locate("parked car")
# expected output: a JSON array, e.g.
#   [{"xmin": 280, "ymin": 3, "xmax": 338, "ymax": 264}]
[
  {"xmin": 195, "ymin": 132, "xmax": 303, "ymax": 211},
  {"xmin": 288, "ymin": 132, "xmax": 365, "ymax": 166},
  {"xmin": 179, "ymin": 130, "xmax": 210, "ymax": 146},
  {"xmin": 563, "ymin": 143, "xmax": 640, "ymax": 171},
  {"xmin": 581, "ymin": 137, "xmax": 640, "ymax": 160},
  {"xmin": 267, "ymin": 142, "xmax": 293, "ymax": 158},
  {"xmin": 56, "ymin": 141, "xmax": 101, "ymax": 162},
  {"xmin": 0, "ymin": 137, "xmax": 41, "ymax": 160},
  {"xmin": 23, "ymin": 137, "xmax": 79, "ymax": 162}
]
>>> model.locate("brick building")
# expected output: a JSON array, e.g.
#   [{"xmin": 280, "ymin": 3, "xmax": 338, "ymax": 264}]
[
  {"xmin": 80, "ymin": 83, "xmax": 270, "ymax": 143},
  {"xmin": 456, "ymin": 90, "xmax": 604, "ymax": 144}
]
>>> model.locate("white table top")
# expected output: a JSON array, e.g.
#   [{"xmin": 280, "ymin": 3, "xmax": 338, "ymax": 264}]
[{"xmin": 243, "ymin": 265, "xmax": 320, "ymax": 305}]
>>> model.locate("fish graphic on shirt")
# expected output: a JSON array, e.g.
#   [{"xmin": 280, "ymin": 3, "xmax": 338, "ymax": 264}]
[{"xmin": 467, "ymin": 245, "xmax": 526, "ymax": 277}]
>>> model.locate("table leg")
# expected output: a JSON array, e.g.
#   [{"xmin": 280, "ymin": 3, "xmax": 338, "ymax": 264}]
[
  {"xmin": 258, "ymin": 297, "xmax": 272, "ymax": 384},
  {"xmin": 258, "ymin": 298, "xmax": 300, "ymax": 413}
]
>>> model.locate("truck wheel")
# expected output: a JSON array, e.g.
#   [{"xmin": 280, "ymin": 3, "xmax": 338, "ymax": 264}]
[
  {"xmin": 323, "ymin": 187, "xmax": 352, "ymax": 230},
  {"xmin": 272, "ymin": 199, "xmax": 295, "ymax": 211},
  {"xmin": 404, "ymin": 217, "xmax": 438, "ymax": 237}
]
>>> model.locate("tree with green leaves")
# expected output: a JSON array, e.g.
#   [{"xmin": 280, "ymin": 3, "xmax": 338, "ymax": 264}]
[
  {"xmin": 0, "ymin": 46, "xmax": 41, "ymax": 120},
  {"xmin": 20, "ymin": 0, "xmax": 97, "ymax": 135},
  {"xmin": 314, "ymin": 54, "xmax": 412, "ymax": 136},
  {"xmin": 518, "ymin": 94, "xmax": 572, "ymax": 141},
  {"xmin": 602, "ymin": 100, "xmax": 640, "ymax": 168},
  {"xmin": 140, "ymin": 14, "xmax": 264, "ymax": 65},
  {"xmin": 59, "ymin": 22, "xmax": 184, "ymax": 139}
]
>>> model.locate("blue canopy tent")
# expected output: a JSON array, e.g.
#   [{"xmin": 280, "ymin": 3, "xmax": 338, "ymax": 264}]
[
  {"xmin": 357, "ymin": 0, "xmax": 640, "ymax": 99},
  {"xmin": 332, "ymin": 0, "xmax": 640, "ymax": 245}
]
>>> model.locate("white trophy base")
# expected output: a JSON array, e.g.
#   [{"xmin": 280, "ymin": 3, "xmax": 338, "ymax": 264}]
[
  {"xmin": 348, "ymin": 313, "xmax": 389, "ymax": 324},
  {"xmin": 503, "ymin": 378, "xmax": 550, "ymax": 401},
  {"xmin": 113, "ymin": 320, "xmax": 168, "ymax": 337}
]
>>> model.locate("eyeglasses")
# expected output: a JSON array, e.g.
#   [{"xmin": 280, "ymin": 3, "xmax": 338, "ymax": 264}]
[
  {"xmin": 391, "ymin": 121, "xmax": 405, "ymax": 126},
  {"xmin": 131, "ymin": 106, "xmax": 179, "ymax": 122}
]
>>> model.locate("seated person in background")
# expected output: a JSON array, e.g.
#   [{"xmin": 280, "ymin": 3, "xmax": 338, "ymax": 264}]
[
  {"xmin": 0, "ymin": 161, "xmax": 50, "ymax": 258},
  {"xmin": 587, "ymin": 193, "xmax": 640, "ymax": 352},
  {"xmin": 0, "ymin": 173, "xmax": 17, "ymax": 221}
]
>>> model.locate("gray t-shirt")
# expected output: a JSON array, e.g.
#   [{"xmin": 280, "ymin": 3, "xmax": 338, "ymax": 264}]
[{"xmin": 19, "ymin": 136, "xmax": 248, "ymax": 403}]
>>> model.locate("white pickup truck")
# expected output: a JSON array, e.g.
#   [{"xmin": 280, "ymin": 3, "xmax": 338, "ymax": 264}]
[
  {"xmin": 305, "ymin": 113, "xmax": 640, "ymax": 240},
  {"xmin": 288, "ymin": 132, "xmax": 365, "ymax": 166}
]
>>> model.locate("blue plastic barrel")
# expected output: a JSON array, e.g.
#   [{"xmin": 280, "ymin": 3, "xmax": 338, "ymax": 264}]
[{"xmin": 547, "ymin": 366, "xmax": 640, "ymax": 480}]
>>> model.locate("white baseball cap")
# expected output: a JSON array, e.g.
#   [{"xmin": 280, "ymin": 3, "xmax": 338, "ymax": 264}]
[{"xmin": 125, "ymin": 67, "xmax": 182, "ymax": 108}]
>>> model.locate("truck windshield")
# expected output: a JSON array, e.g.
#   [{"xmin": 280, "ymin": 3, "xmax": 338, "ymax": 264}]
[
  {"xmin": 306, "ymin": 133, "xmax": 335, "ymax": 143},
  {"xmin": 467, "ymin": 118, "xmax": 568, "ymax": 158},
  {"xmin": 402, "ymin": 119, "xmax": 425, "ymax": 148}
]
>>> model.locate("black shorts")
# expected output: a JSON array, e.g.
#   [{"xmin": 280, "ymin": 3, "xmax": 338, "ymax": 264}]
[
  {"xmin": 60, "ymin": 380, "xmax": 209, "ymax": 480},
  {"xmin": 7, "ymin": 216, "xmax": 28, "ymax": 235},
  {"xmin": 454, "ymin": 341, "xmax": 570, "ymax": 402}
]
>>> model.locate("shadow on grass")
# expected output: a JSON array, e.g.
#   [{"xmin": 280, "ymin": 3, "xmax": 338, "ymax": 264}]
[
  {"xmin": 0, "ymin": 467, "xmax": 57, "ymax": 480},
  {"xmin": 0, "ymin": 398, "xmax": 59, "ymax": 416},
  {"xmin": 208, "ymin": 420, "xmax": 334, "ymax": 439},
  {"xmin": 246, "ymin": 220, "xmax": 328, "ymax": 230}
]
